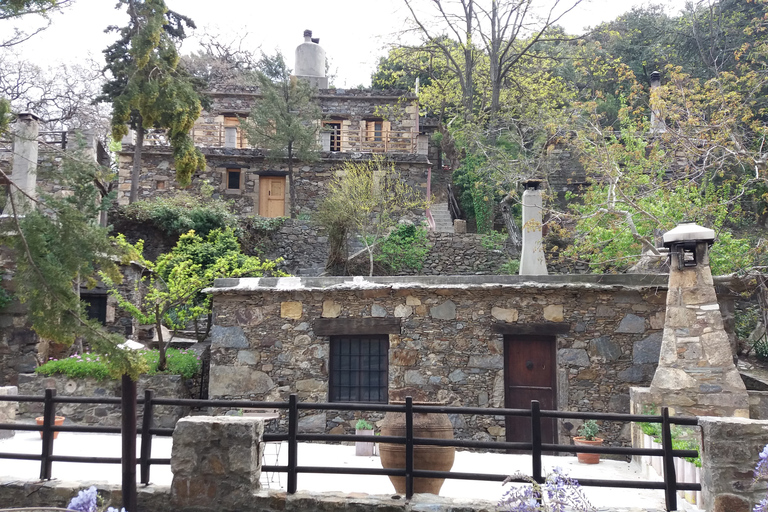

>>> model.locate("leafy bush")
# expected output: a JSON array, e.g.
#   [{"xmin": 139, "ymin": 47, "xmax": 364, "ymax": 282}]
[
  {"xmin": 0, "ymin": 270, "xmax": 11, "ymax": 310},
  {"xmin": 356, "ymin": 419, "xmax": 374, "ymax": 430},
  {"xmin": 120, "ymin": 192, "xmax": 238, "ymax": 238},
  {"xmin": 36, "ymin": 348, "xmax": 201, "ymax": 380},
  {"xmin": 499, "ymin": 259, "xmax": 520, "ymax": 275},
  {"xmin": 375, "ymin": 223, "xmax": 430, "ymax": 273},
  {"xmin": 481, "ymin": 230, "xmax": 508, "ymax": 251}
]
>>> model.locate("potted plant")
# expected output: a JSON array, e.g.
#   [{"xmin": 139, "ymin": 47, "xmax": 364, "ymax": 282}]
[
  {"xmin": 573, "ymin": 419, "xmax": 603, "ymax": 464},
  {"xmin": 355, "ymin": 418, "xmax": 375, "ymax": 456}
]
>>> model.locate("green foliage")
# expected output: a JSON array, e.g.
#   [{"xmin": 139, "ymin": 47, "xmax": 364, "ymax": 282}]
[
  {"xmin": 102, "ymin": 228, "xmax": 287, "ymax": 370},
  {"xmin": 317, "ymin": 155, "xmax": 428, "ymax": 276},
  {"xmin": 375, "ymin": 223, "xmax": 429, "ymax": 273},
  {"xmin": 0, "ymin": 98, "xmax": 10, "ymax": 133},
  {"xmin": 99, "ymin": 0, "xmax": 205, "ymax": 189},
  {"xmin": 577, "ymin": 420, "xmax": 600, "ymax": 441},
  {"xmin": 499, "ymin": 259, "xmax": 520, "ymax": 275},
  {"xmin": 480, "ymin": 231, "xmax": 508, "ymax": 251},
  {"xmin": 0, "ymin": 270, "xmax": 11, "ymax": 310},
  {"xmin": 35, "ymin": 348, "xmax": 201, "ymax": 380},
  {"xmin": 355, "ymin": 419, "xmax": 374, "ymax": 430},
  {"xmin": 736, "ymin": 305, "xmax": 760, "ymax": 342},
  {"xmin": 1, "ymin": 146, "xmax": 145, "ymax": 379},
  {"xmin": 120, "ymin": 192, "xmax": 238, "ymax": 238}
]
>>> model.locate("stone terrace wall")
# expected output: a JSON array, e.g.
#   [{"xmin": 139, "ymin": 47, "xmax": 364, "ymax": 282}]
[
  {"xmin": 17, "ymin": 374, "xmax": 191, "ymax": 428},
  {"xmin": 114, "ymin": 148, "xmax": 436, "ymax": 217},
  {"xmin": 207, "ymin": 276, "xmax": 680, "ymax": 445}
]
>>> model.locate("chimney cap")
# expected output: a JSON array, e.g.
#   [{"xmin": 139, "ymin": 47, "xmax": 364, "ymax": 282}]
[
  {"xmin": 650, "ymin": 71, "xmax": 661, "ymax": 82},
  {"xmin": 662, "ymin": 222, "xmax": 715, "ymax": 246},
  {"xmin": 303, "ymin": 29, "xmax": 312, "ymax": 37},
  {"xmin": 523, "ymin": 179, "xmax": 543, "ymax": 190}
]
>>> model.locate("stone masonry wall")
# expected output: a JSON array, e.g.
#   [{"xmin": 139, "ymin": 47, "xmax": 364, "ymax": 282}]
[
  {"xmin": 208, "ymin": 278, "xmax": 677, "ymax": 445},
  {"xmin": 699, "ymin": 416, "xmax": 768, "ymax": 512},
  {"xmin": 17, "ymin": 374, "xmax": 191, "ymax": 428},
  {"xmin": 114, "ymin": 148, "xmax": 436, "ymax": 217}
]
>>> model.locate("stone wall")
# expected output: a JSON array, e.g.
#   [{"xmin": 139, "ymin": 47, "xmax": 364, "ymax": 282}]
[
  {"xmin": 206, "ymin": 275, "xmax": 686, "ymax": 445},
  {"xmin": 0, "ymin": 244, "xmax": 39, "ymax": 387},
  {"xmin": 114, "ymin": 148, "xmax": 437, "ymax": 217},
  {"xmin": 17, "ymin": 374, "xmax": 191, "ymax": 428},
  {"xmin": 0, "ymin": 386, "xmax": 16, "ymax": 439},
  {"xmin": 700, "ymin": 416, "xmax": 768, "ymax": 512}
]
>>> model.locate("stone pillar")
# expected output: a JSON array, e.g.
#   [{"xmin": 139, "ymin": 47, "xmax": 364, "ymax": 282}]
[
  {"xmin": 699, "ymin": 416, "xmax": 768, "ymax": 512},
  {"xmin": 10, "ymin": 113, "xmax": 40, "ymax": 211},
  {"xmin": 171, "ymin": 416, "xmax": 264, "ymax": 510},
  {"xmin": 0, "ymin": 386, "xmax": 17, "ymax": 439},
  {"xmin": 519, "ymin": 181, "xmax": 548, "ymax": 275},
  {"xmin": 648, "ymin": 222, "xmax": 748, "ymax": 417}
]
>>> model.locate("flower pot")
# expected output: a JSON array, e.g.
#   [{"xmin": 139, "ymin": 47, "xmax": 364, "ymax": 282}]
[
  {"xmin": 35, "ymin": 416, "xmax": 65, "ymax": 439},
  {"xmin": 573, "ymin": 436, "xmax": 603, "ymax": 464},
  {"xmin": 379, "ymin": 403, "xmax": 455, "ymax": 495},
  {"xmin": 355, "ymin": 428, "xmax": 375, "ymax": 456}
]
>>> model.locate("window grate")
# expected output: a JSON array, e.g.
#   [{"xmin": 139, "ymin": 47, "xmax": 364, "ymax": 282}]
[{"xmin": 329, "ymin": 335, "xmax": 388, "ymax": 403}]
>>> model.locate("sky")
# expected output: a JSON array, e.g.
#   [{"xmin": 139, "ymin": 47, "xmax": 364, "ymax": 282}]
[{"xmin": 5, "ymin": 0, "xmax": 690, "ymax": 88}]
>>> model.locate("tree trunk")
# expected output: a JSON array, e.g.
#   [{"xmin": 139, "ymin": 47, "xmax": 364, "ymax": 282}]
[
  {"xmin": 155, "ymin": 305, "xmax": 166, "ymax": 371},
  {"xmin": 287, "ymin": 142, "xmax": 296, "ymax": 219},
  {"xmin": 130, "ymin": 122, "xmax": 144, "ymax": 204},
  {"xmin": 500, "ymin": 194, "xmax": 522, "ymax": 254}
]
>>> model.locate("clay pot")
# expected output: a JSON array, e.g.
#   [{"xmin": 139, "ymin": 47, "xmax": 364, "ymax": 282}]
[
  {"xmin": 379, "ymin": 404, "xmax": 455, "ymax": 495},
  {"xmin": 574, "ymin": 436, "xmax": 604, "ymax": 464},
  {"xmin": 35, "ymin": 416, "xmax": 65, "ymax": 439}
]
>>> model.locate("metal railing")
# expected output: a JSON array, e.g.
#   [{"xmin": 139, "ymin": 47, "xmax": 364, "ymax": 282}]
[{"xmin": 0, "ymin": 391, "xmax": 701, "ymax": 512}]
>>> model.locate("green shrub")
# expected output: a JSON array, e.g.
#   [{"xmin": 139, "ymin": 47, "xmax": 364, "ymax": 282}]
[
  {"xmin": 120, "ymin": 192, "xmax": 238, "ymax": 238},
  {"xmin": 577, "ymin": 419, "xmax": 600, "ymax": 440},
  {"xmin": 499, "ymin": 258, "xmax": 520, "ymax": 275},
  {"xmin": 375, "ymin": 223, "xmax": 429, "ymax": 273},
  {"xmin": 356, "ymin": 419, "xmax": 374, "ymax": 430},
  {"xmin": 480, "ymin": 230, "xmax": 508, "ymax": 251},
  {"xmin": 36, "ymin": 348, "xmax": 201, "ymax": 380}
]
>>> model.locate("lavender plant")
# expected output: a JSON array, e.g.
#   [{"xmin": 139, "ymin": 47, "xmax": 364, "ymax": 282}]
[
  {"xmin": 499, "ymin": 467, "xmax": 594, "ymax": 512},
  {"xmin": 753, "ymin": 445, "xmax": 768, "ymax": 512},
  {"xmin": 66, "ymin": 485, "xmax": 125, "ymax": 512}
]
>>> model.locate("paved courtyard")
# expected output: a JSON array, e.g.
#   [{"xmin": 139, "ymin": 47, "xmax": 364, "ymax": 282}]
[{"xmin": 0, "ymin": 424, "xmax": 701, "ymax": 510}]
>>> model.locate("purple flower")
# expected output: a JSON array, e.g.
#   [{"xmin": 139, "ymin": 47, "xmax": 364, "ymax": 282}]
[{"xmin": 67, "ymin": 486, "xmax": 97, "ymax": 512}]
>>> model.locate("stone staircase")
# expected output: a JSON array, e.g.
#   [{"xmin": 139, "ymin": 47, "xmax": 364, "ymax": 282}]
[{"xmin": 429, "ymin": 203, "xmax": 454, "ymax": 233}]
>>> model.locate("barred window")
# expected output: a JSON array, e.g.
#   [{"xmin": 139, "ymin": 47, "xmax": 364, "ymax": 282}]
[{"xmin": 329, "ymin": 335, "xmax": 388, "ymax": 403}]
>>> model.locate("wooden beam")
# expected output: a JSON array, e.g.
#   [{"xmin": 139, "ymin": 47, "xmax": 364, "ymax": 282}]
[
  {"xmin": 314, "ymin": 317, "xmax": 401, "ymax": 336},
  {"xmin": 491, "ymin": 323, "xmax": 570, "ymax": 335}
]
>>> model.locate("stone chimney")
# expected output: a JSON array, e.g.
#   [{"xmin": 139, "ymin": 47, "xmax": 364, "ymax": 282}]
[
  {"xmin": 649, "ymin": 71, "xmax": 666, "ymax": 135},
  {"xmin": 9, "ymin": 113, "xmax": 40, "ymax": 212},
  {"xmin": 293, "ymin": 29, "xmax": 328, "ymax": 89},
  {"xmin": 648, "ymin": 222, "xmax": 748, "ymax": 417},
  {"xmin": 519, "ymin": 180, "xmax": 548, "ymax": 275}
]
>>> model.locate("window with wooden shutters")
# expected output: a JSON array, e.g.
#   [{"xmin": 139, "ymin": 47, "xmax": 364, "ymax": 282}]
[{"xmin": 329, "ymin": 335, "xmax": 389, "ymax": 403}]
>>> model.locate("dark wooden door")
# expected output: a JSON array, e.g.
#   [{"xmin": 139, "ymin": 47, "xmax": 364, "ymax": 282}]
[{"xmin": 504, "ymin": 335, "xmax": 557, "ymax": 446}]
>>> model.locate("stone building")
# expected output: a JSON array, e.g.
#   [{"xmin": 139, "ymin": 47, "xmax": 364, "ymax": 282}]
[
  {"xmin": 204, "ymin": 274, "xmax": 740, "ymax": 445},
  {"xmin": 115, "ymin": 31, "xmax": 445, "ymax": 220}
]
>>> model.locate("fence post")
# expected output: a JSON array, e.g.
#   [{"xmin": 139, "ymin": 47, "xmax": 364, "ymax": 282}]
[
  {"xmin": 531, "ymin": 400, "xmax": 543, "ymax": 484},
  {"xmin": 405, "ymin": 396, "xmax": 414, "ymax": 499},
  {"xmin": 287, "ymin": 393, "xmax": 298, "ymax": 494},
  {"xmin": 121, "ymin": 375, "xmax": 137, "ymax": 512},
  {"xmin": 661, "ymin": 407, "xmax": 678, "ymax": 512},
  {"xmin": 140, "ymin": 389, "xmax": 154, "ymax": 485},
  {"xmin": 39, "ymin": 388, "xmax": 56, "ymax": 480}
]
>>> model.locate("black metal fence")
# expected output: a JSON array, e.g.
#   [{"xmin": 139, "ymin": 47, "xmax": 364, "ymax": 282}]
[{"xmin": 0, "ymin": 390, "xmax": 701, "ymax": 512}]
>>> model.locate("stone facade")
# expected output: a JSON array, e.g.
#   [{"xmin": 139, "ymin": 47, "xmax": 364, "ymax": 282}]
[
  {"xmin": 17, "ymin": 374, "xmax": 191, "ymax": 428},
  {"xmin": 699, "ymin": 416, "xmax": 768, "ymax": 512},
  {"xmin": 0, "ymin": 386, "xmax": 17, "ymax": 439},
  {"xmin": 115, "ymin": 147, "xmax": 439, "ymax": 217},
  {"xmin": 202, "ymin": 274, "xmax": 732, "ymax": 446}
]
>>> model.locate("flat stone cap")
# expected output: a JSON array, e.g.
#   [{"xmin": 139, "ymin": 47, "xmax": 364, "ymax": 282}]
[{"xmin": 663, "ymin": 222, "xmax": 715, "ymax": 245}]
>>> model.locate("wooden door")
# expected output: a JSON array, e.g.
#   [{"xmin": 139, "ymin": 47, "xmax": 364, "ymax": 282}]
[
  {"xmin": 259, "ymin": 176, "xmax": 286, "ymax": 218},
  {"xmin": 504, "ymin": 335, "xmax": 557, "ymax": 446}
]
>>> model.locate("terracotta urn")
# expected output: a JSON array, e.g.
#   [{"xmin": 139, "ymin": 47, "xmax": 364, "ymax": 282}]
[
  {"xmin": 573, "ymin": 436, "xmax": 604, "ymax": 464},
  {"xmin": 379, "ymin": 402, "xmax": 455, "ymax": 495}
]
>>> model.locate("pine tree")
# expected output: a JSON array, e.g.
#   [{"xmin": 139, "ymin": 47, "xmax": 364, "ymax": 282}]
[
  {"xmin": 98, "ymin": 0, "xmax": 205, "ymax": 203},
  {"xmin": 242, "ymin": 52, "xmax": 321, "ymax": 218}
]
